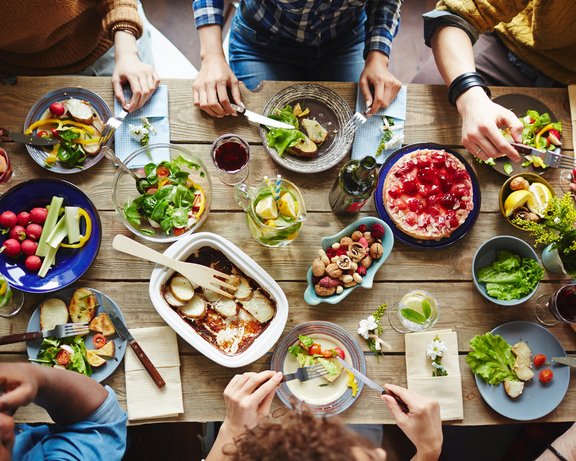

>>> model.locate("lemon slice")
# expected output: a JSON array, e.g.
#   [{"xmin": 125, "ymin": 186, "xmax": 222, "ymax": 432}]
[
  {"xmin": 504, "ymin": 190, "xmax": 531, "ymax": 217},
  {"xmin": 278, "ymin": 192, "xmax": 299, "ymax": 218},
  {"xmin": 527, "ymin": 182, "xmax": 552, "ymax": 217},
  {"xmin": 255, "ymin": 195, "xmax": 279, "ymax": 220}
]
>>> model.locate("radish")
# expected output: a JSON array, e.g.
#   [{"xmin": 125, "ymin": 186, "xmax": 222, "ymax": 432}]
[
  {"xmin": 0, "ymin": 211, "xmax": 17, "ymax": 228},
  {"xmin": 49, "ymin": 102, "xmax": 65, "ymax": 116},
  {"xmin": 1, "ymin": 239, "xmax": 21, "ymax": 258},
  {"xmin": 21, "ymin": 239, "xmax": 38, "ymax": 256},
  {"xmin": 9, "ymin": 225, "xmax": 26, "ymax": 241},
  {"xmin": 26, "ymin": 223, "xmax": 43, "ymax": 241},
  {"xmin": 30, "ymin": 207, "xmax": 48, "ymax": 224},
  {"xmin": 25, "ymin": 255, "xmax": 42, "ymax": 272},
  {"xmin": 16, "ymin": 211, "xmax": 30, "ymax": 226}
]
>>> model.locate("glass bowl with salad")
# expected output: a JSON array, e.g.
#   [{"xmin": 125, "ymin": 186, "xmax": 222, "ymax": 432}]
[{"xmin": 112, "ymin": 144, "xmax": 211, "ymax": 242}]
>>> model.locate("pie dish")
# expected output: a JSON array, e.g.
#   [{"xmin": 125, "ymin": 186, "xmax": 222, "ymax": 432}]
[{"xmin": 375, "ymin": 143, "xmax": 481, "ymax": 249}]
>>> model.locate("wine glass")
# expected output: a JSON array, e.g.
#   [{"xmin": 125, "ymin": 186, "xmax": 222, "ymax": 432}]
[
  {"xmin": 0, "ymin": 275, "xmax": 24, "ymax": 318},
  {"xmin": 534, "ymin": 284, "xmax": 576, "ymax": 326},
  {"xmin": 558, "ymin": 168, "xmax": 576, "ymax": 196}
]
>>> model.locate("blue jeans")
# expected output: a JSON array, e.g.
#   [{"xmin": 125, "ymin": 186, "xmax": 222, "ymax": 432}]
[{"xmin": 229, "ymin": 10, "xmax": 366, "ymax": 90}]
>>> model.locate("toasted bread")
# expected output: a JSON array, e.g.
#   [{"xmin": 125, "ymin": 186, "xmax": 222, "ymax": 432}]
[
  {"xmin": 287, "ymin": 135, "xmax": 318, "ymax": 158},
  {"xmin": 239, "ymin": 290, "xmax": 275, "ymax": 323},
  {"xmin": 40, "ymin": 298, "xmax": 68, "ymax": 330},
  {"xmin": 86, "ymin": 350, "xmax": 107, "ymax": 367},
  {"xmin": 512, "ymin": 341, "xmax": 534, "ymax": 381},
  {"xmin": 89, "ymin": 313, "xmax": 116, "ymax": 337},
  {"xmin": 504, "ymin": 380, "xmax": 524, "ymax": 398},
  {"xmin": 69, "ymin": 288, "xmax": 97, "ymax": 323},
  {"xmin": 301, "ymin": 118, "xmax": 328, "ymax": 145},
  {"xmin": 94, "ymin": 340, "xmax": 115, "ymax": 359}
]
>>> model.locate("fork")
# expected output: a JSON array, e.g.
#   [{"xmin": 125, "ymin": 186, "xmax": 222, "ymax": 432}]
[
  {"xmin": 341, "ymin": 105, "xmax": 371, "ymax": 139},
  {"xmin": 511, "ymin": 142, "xmax": 575, "ymax": 169},
  {"xmin": 99, "ymin": 109, "xmax": 128, "ymax": 145},
  {"xmin": 282, "ymin": 364, "xmax": 328, "ymax": 382},
  {"xmin": 112, "ymin": 234, "xmax": 238, "ymax": 298},
  {"xmin": 0, "ymin": 323, "xmax": 89, "ymax": 346}
]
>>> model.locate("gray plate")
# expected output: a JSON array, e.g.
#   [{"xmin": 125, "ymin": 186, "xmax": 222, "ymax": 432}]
[
  {"xmin": 259, "ymin": 84, "xmax": 354, "ymax": 173},
  {"xmin": 474, "ymin": 321, "xmax": 569, "ymax": 421},
  {"xmin": 26, "ymin": 287, "xmax": 127, "ymax": 382}
]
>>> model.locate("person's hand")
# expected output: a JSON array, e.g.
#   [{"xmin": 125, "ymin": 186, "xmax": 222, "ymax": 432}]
[
  {"xmin": 193, "ymin": 53, "xmax": 242, "ymax": 118},
  {"xmin": 359, "ymin": 51, "xmax": 402, "ymax": 116},
  {"xmin": 0, "ymin": 363, "xmax": 41, "ymax": 414},
  {"xmin": 456, "ymin": 87, "xmax": 523, "ymax": 163},
  {"xmin": 221, "ymin": 371, "xmax": 283, "ymax": 436},
  {"xmin": 0, "ymin": 412, "xmax": 14, "ymax": 461},
  {"xmin": 381, "ymin": 384, "xmax": 442, "ymax": 461}
]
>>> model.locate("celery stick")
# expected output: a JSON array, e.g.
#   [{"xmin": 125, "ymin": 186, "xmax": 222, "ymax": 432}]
[
  {"xmin": 65, "ymin": 207, "xmax": 80, "ymax": 244},
  {"xmin": 38, "ymin": 246, "xmax": 57, "ymax": 278},
  {"xmin": 46, "ymin": 216, "xmax": 67, "ymax": 249},
  {"xmin": 36, "ymin": 196, "xmax": 64, "ymax": 257}
]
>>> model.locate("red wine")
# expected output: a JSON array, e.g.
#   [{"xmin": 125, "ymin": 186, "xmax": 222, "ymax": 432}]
[
  {"xmin": 0, "ymin": 148, "xmax": 13, "ymax": 183},
  {"xmin": 554, "ymin": 285, "xmax": 576, "ymax": 323},
  {"xmin": 213, "ymin": 141, "xmax": 248, "ymax": 173}
]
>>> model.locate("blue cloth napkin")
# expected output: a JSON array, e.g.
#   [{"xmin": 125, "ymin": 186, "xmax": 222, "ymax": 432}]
[
  {"xmin": 351, "ymin": 85, "xmax": 407, "ymax": 163},
  {"xmin": 113, "ymin": 85, "xmax": 170, "ymax": 166}
]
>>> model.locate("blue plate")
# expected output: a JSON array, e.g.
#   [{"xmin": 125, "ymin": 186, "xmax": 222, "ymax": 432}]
[
  {"xmin": 0, "ymin": 179, "xmax": 102, "ymax": 293},
  {"xmin": 23, "ymin": 87, "xmax": 112, "ymax": 174},
  {"xmin": 270, "ymin": 321, "xmax": 365, "ymax": 417},
  {"xmin": 374, "ymin": 143, "xmax": 481, "ymax": 249},
  {"xmin": 474, "ymin": 321, "xmax": 570, "ymax": 421},
  {"xmin": 26, "ymin": 287, "xmax": 127, "ymax": 382}
]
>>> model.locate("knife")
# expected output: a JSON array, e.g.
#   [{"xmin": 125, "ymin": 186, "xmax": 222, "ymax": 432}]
[
  {"xmin": 230, "ymin": 103, "xmax": 295, "ymax": 129},
  {"xmin": 101, "ymin": 299, "xmax": 166, "ymax": 388},
  {"xmin": 551, "ymin": 356, "xmax": 576, "ymax": 368},
  {"xmin": 336, "ymin": 357, "xmax": 409, "ymax": 413},
  {"xmin": 0, "ymin": 127, "xmax": 58, "ymax": 146}
]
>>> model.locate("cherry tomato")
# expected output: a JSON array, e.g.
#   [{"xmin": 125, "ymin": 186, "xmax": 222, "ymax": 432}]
[
  {"xmin": 156, "ymin": 166, "xmax": 170, "ymax": 178},
  {"xmin": 55, "ymin": 349, "xmax": 71, "ymax": 367},
  {"xmin": 173, "ymin": 227, "xmax": 186, "ymax": 236},
  {"xmin": 145, "ymin": 187, "xmax": 158, "ymax": 195},
  {"xmin": 308, "ymin": 343, "xmax": 322, "ymax": 356},
  {"xmin": 50, "ymin": 128, "xmax": 60, "ymax": 138},
  {"xmin": 533, "ymin": 354, "xmax": 546, "ymax": 368},
  {"xmin": 333, "ymin": 347, "xmax": 346, "ymax": 360},
  {"xmin": 36, "ymin": 130, "xmax": 49, "ymax": 138},
  {"xmin": 539, "ymin": 369, "xmax": 553, "ymax": 383},
  {"xmin": 93, "ymin": 333, "xmax": 107, "ymax": 349}
]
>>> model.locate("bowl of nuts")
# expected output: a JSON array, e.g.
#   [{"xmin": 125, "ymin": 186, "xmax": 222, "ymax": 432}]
[{"xmin": 303, "ymin": 217, "xmax": 394, "ymax": 305}]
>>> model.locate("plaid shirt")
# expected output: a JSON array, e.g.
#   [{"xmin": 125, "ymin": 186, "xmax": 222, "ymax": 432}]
[{"xmin": 193, "ymin": 0, "xmax": 402, "ymax": 57}]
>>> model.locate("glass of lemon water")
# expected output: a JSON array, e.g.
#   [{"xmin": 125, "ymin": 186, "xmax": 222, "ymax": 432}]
[
  {"xmin": 235, "ymin": 177, "xmax": 307, "ymax": 247},
  {"xmin": 389, "ymin": 290, "xmax": 439, "ymax": 333},
  {"xmin": 0, "ymin": 275, "xmax": 24, "ymax": 318}
]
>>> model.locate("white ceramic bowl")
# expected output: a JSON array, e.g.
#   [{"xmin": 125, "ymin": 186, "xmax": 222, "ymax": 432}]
[{"xmin": 149, "ymin": 232, "xmax": 289, "ymax": 367}]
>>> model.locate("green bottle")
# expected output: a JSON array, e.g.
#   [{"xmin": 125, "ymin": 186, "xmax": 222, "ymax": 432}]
[{"xmin": 329, "ymin": 156, "xmax": 378, "ymax": 213}]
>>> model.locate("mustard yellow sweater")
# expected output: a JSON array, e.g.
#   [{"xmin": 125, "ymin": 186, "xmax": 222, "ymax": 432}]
[
  {"xmin": 437, "ymin": 0, "xmax": 576, "ymax": 84},
  {"xmin": 0, "ymin": 0, "xmax": 142, "ymax": 76}
]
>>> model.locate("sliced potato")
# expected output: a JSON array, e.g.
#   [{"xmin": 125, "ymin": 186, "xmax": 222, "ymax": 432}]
[
  {"xmin": 68, "ymin": 287, "xmax": 97, "ymax": 323},
  {"xmin": 89, "ymin": 313, "xmax": 116, "ymax": 337},
  {"xmin": 237, "ymin": 308, "xmax": 257, "ymax": 323},
  {"xmin": 170, "ymin": 275, "xmax": 196, "ymax": 302},
  {"xmin": 287, "ymin": 135, "xmax": 318, "ymax": 158},
  {"xmin": 94, "ymin": 340, "xmax": 115, "ymax": 359},
  {"xmin": 203, "ymin": 287, "xmax": 222, "ymax": 303},
  {"xmin": 213, "ymin": 297, "xmax": 239, "ymax": 317},
  {"xmin": 86, "ymin": 350, "xmax": 107, "ymax": 367},
  {"xmin": 321, "ymin": 358, "xmax": 343, "ymax": 383},
  {"xmin": 233, "ymin": 276, "xmax": 253, "ymax": 300},
  {"xmin": 163, "ymin": 288, "xmax": 187, "ymax": 307},
  {"xmin": 179, "ymin": 296, "xmax": 207, "ymax": 319},
  {"xmin": 239, "ymin": 290, "xmax": 275, "ymax": 323},
  {"xmin": 504, "ymin": 380, "xmax": 524, "ymax": 398},
  {"xmin": 301, "ymin": 118, "xmax": 328, "ymax": 144},
  {"xmin": 40, "ymin": 298, "xmax": 68, "ymax": 330}
]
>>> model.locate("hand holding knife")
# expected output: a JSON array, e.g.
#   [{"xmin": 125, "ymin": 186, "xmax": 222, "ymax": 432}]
[{"xmin": 101, "ymin": 300, "xmax": 166, "ymax": 389}]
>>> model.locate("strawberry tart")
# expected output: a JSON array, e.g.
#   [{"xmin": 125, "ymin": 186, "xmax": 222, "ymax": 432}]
[{"xmin": 383, "ymin": 149, "xmax": 474, "ymax": 240}]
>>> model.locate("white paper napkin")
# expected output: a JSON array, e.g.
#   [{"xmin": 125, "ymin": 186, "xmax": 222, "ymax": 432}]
[
  {"xmin": 404, "ymin": 328, "xmax": 464, "ymax": 421},
  {"xmin": 113, "ymin": 84, "xmax": 170, "ymax": 166},
  {"xmin": 124, "ymin": 325, "xmax": 184, "ymax": 421},
  {"xmin": 351, "ymin": 85, "xmax": 407, "ymax": 163}
]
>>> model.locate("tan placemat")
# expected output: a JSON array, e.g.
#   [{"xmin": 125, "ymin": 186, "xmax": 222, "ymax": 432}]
[
  {"xmin": 125, "ymin": 326, "xmax": 184, "ymax": 421},
  {"xmin": 405, "ymin": 329, "xmax": 463, "ymax": 421}
]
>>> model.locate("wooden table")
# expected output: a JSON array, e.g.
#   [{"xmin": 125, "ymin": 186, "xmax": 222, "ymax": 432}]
[{"xmin": 1, "ymin": 77, "xmax": 574, "ymax": 426}]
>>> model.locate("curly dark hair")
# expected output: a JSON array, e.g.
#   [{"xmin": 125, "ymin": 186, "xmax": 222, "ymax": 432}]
[{"xmin": 223, "ymin": 408, "xmax": 380, "ymax": 461}]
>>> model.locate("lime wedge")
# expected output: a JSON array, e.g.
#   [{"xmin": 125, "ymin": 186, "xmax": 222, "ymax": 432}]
[{"xmin": 255, "ymin": 195, "xmax": 279, "ymax": 220}]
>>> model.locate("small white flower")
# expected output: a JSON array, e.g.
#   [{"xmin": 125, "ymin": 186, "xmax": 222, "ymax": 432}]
[
  {"xmin": 357, "ymin": 315, "xmax": 378, "ymax": 340},
  {"xmin": 426, "ymin": 339, "xmax": 447, "ymax": 361}
]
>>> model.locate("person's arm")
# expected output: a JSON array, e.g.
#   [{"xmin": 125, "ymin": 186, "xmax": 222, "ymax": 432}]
[
  {"xmin": 536, "ymin": 422, "xmax": 576, "ymax": 461},
  {"xmin": 381, "ymin": 384, "xmax": 442, "ymax": 461},
  {"xmin": 359, "ymin": 0, "xmax": 402, "ymax": 114},
  {"xmin": 192, "ymin": 0, "xmax": 242, "ymax": 118},
  {"xmin": 206, "ymin": 371, "xmax": 283, "ymax": 461}
]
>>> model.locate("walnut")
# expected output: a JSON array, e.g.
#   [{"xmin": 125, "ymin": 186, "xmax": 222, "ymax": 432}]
[
  {"xmin": 351, "ymin": 230, "xmax": 363, "ymax": 241},
  {"xmin": 336, "ymin": 255, "xmax": 353, "ymax": 270},
  {"xmin": 343, "ymin": 280, "xmax": 358, "ymax": 288},
  {"xmin": 339, "ymin": 236, "xmax": 353, "ymax": 248},
  {"xmin": 510, "ymin": 177, "xmax": 530, "ymax": 191},
  {"xmin": 315, "ymin": 284, "xmax": 336, "ymax": 297},
  {"xmin": 370, "ymin": 242, "xmax": 384, "ymax": 259},
  {"xmin": 325, "ymin": 263, "xmax": 343, "ymax": 279},
  {"xmin": 347, "ymin": 242, "xmax": 367, "ymax": 262},
  {"xmin": 361, "ymin": 255, "xmax": 373, "ymax": 268},
  {"xmin": 312, "ymin": 258, "xmax": 326, "ymax": 277}
]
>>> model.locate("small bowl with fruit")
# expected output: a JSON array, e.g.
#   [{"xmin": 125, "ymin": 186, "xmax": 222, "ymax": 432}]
[
  {"xmin": 0, "ymin": 179, "xmax": 102, "ymax": 294},
  {"xmin": 112, "ymin": 143, "xmax": 212, "ymax": 243},
  {"xmin": 303, "ymin": 217, "xmax": 394, "ymax": 305},
  {"xmin": 500, "ymin": 173, "xmax": 555, "ymax": 229}
]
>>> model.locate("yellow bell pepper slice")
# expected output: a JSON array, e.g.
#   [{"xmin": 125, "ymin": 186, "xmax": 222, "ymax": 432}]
[
  {"xmin": 534, "ymin": 123, "xmax": 554, "ymax": 149},
  {"xmin": 346, "ymin": 371, "xmax": 359, "ymax": 398},
  {"xmin": 60, "ymin": 208, "xmax": 92, "ymax": 249},
  {"xmin": 0, "ymin": 280, "xmax": 7, "ymax": 297},
  {"xmin": 25, "ymin": 119, "xmax": 95, "ymax": 135}
]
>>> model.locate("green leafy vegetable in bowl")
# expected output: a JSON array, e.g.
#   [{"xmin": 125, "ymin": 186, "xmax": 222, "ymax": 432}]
[
  {"xmin": 466, "ymin": 333, "xmax": 516, "ymax": 385},
  {"xmin": 477, "ymin": 250, "xmax": 543, "ymax": 301},
  {"xmin": 34, "ymin": 335, "xmax": 92, "ymax": 376}
]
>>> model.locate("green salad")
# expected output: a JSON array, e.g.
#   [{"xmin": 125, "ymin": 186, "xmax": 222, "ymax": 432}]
[
  {"xmin": 288, "ymin": 334, "xmax": 344, "ymax": 381},
  {"xmin": 266, "ymin": 105, "xmax": 305, "ymax": 155},
  {"xmin": 466, "ymin": 333, "xmax": 516, "ymax": 385},
  {"xmin": 34, "ymin": 336, "xmax": 92, "ymax": 376}
]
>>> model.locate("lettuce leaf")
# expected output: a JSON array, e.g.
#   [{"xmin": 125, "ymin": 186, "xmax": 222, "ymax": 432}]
[{"xmin": 466, "ymin": 333, "xmax": 516, "ymax": 385}]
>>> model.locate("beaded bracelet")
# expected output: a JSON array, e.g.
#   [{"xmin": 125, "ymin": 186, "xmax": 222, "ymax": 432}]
[
  {"xmin": 547, "ymin": 444, "xmax": 568, "ymax": 461},
  {"xmin": 447, "ymin": 72, "xmax": 491, "ymax": 106}
]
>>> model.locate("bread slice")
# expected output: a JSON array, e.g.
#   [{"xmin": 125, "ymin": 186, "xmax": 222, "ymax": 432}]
[
  {"xmin": 86, "ymin": 350, "xmax": 107, "ymax": 367},
  {"xmin": 40, "ymin": 298, "xmax": 68, "ymax": 330},
  {"xmin": 512, "ymin": 341, "xmax": 534, "ymax": 381},
  {"xmin": 64, "ymin": 98, "xmax": 94, "ymax": 124},
  {"xmin": 301, "ymin": 118, "xmax": 328, "ymax": 145},
  {"xmin": 239, "ymin": 291, "xmax": 275, "ymax": 323},
  {"xmin": 94, "ymin": 340, "xmax": 115, "ymax": 359},
  {"xmin": 68, "ymin": 288, "xmax": 97, "ymax": 323},
  {"xmin": 89, "ymin": 313, "xmax": 116, "ymax": 337},
  {"xmin": 504, "ymin": 380, "xmax": 524, "ymax": 398}
]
